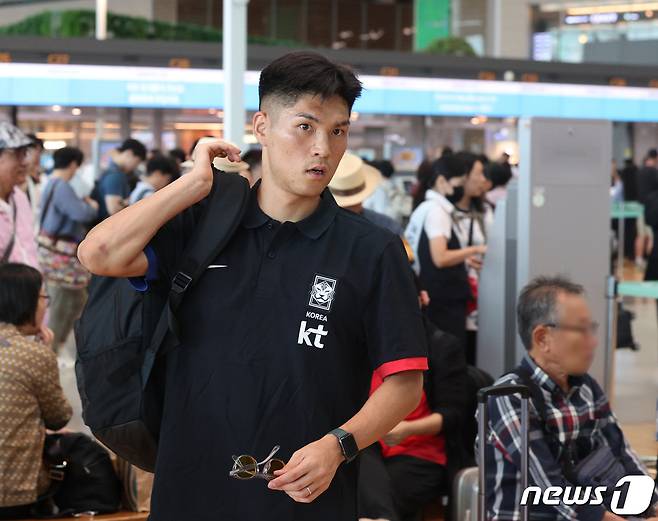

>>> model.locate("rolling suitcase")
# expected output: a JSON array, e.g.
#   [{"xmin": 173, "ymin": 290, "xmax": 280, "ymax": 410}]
[
  {"xmin": 470, "ymin": 384, "xmax": 531, "ymax": 521},
  {"xmin": 452, "ymin": 466, "xmax": 478, "ymax": 521}
]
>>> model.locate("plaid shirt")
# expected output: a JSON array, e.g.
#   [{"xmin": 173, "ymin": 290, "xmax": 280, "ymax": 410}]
[{"xmin": 476, "ymin": 355, "xmax": 658, "ymax": 521}]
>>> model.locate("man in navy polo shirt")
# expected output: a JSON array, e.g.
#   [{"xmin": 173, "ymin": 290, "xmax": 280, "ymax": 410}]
[{"xmin": 78, "ymin": 51, "xmax": 428, "ymax": 521}]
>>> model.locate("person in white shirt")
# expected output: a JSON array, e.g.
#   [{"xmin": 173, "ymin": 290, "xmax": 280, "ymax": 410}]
[
  {"xmin": 364, "ymin": 160, "xmax": 410, "ymax": 224},
  {"xmin": 450, "ymin": 152, "xmax": 491, "ymax": 364},
  {"xmin": 405, "ymin": 153, "xmax": 487, "ymax": 351}
]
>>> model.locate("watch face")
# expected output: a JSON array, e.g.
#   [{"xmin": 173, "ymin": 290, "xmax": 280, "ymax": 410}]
[{"xmin": 340, "ymin": 432, "xmax": 359, "ymax": 461}]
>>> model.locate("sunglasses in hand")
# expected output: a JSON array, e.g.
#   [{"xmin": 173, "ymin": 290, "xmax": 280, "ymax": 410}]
[{"xmin": 229, "ymin": 445, "xmax": 286, "ymax": 481}]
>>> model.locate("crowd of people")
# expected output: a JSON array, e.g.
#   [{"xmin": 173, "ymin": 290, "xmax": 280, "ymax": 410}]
[{"xmin": 0, "ymin": 49, "xmax": 656, "ymax": 521}]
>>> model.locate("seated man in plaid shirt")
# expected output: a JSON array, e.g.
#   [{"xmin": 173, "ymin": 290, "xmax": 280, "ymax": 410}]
[{"xmin": 477, "ymin": 276, "xmax": 658, "ymax": 521}]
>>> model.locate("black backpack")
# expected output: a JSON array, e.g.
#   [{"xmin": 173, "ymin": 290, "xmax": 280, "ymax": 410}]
[
  {"xmin": 42, "ymin": 433, "xmax": 122, "ymax": 517},
  {"xmin": 74, "ymin": 171, "xmax": 250, "ymax": 472}
]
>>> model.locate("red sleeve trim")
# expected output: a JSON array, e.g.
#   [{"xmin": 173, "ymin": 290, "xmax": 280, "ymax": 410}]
[{"xmin": 375, "ymin": 357, "xmax": 428, "ymax": 380}]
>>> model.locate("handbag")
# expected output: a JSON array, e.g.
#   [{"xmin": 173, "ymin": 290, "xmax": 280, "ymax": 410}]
[
  {"xmin": 37, "ymin": 179, "xmax": 91, "ymax": 289},
  {"xmin": 39, "ymin": 433, "xmax": 122, "ymax": 517},
  {"xmin": 567, "ymin": 443, "xmax": 628, "ymax": 510}
]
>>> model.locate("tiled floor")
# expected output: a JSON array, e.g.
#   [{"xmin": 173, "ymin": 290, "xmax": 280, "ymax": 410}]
[{"xmin": 613, "ymin": 296, "xmax": 658, "ymax": 425}]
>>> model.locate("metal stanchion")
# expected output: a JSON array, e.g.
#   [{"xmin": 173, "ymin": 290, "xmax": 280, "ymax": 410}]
[
  {"xmin": 604, "ymin": 275, "xmax": 618, "ymax": 398},
  {"xmin": 618, "ymin": 205, "xmax": 625, "ymax": 279}
]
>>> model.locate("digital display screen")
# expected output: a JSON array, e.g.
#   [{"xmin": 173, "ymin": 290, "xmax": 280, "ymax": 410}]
[{"xmin": 2, "ymin": 62, "xmax": 658, "ymax": 122}]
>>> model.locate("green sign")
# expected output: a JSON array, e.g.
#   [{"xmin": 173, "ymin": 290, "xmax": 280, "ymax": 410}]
[
  {"xmin": 611, "ymin": 202, "xmax": 644, "ymax": 219},
  {"xmin": 414, "ymin": 0, "xmax": 451, "ymax": 51}
]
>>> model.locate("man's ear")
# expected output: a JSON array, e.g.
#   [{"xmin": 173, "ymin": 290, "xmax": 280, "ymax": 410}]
[
  {"xmin": 253, "ymin": 111, "xmax": 268, "ymax": 146},
  {"xmin": 533, "ymin": 325, "xmax": 550, "ymax": 352}
]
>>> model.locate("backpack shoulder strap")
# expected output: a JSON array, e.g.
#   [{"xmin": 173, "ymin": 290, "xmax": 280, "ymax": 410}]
[
  {"xmin": 168, "ymin": 171, "xmax": 250, "ymax": 311},
  {"xmin": 510, "ymin": 364, "xmax": 577, "ymax": 471},
  {"xmin": 142, "ymin": 171, "xmax": 250, "ymax": 383}
]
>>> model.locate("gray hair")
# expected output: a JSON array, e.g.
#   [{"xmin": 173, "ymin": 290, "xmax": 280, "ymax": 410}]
[{"xmin": 517, "ymin": 276, "xmax": 585, "ymax": 350}]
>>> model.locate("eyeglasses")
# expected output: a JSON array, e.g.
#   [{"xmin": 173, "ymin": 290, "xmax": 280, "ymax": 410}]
[
  {"xmin": 39, "ymin": 293, "xmax": 50, "ymax": 302},
  {"xmin": 229, "ymin": 445, "xmax": 285, "ymax": 481},
  {"xmin": 544, "ymin": 322, "xmax": 599, "ymax": 336},
  {"xmin": 1, "ymin": 147, "xmax": 29, "ymax": 161}
]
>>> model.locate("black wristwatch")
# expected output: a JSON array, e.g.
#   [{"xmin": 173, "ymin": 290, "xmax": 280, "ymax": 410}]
[{"xmin": 329, "ymin": 428, "xmax": 359, "ymax": 463}]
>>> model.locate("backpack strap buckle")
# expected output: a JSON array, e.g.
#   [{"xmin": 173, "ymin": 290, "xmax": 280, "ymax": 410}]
[
  {"xmin": 49, "ymin": 462, "xmax": 67, "ymax": 481},
  {"xmin": 171, "ymin": 272, "xmax": 192, "ymax": 294}
]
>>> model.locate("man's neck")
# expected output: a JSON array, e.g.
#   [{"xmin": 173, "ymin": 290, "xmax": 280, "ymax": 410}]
[
  {"xmin": 52, "ymin": 169, "xmax": 72, "ymax": 181},
  {"xmin": 112, "ymin": 160, "xmax": 128, "ymax": 173},
  {"xmin": 529, "ymin": 350, "xmax": 570, "ymax": 393},
  {"xmin": 257, "ymin": 176, "xmax": 322, "ymax": 223}
]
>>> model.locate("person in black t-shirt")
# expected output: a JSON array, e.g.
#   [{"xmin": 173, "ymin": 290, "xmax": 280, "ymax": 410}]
[{"xmin": 78, "ymin": 52, "xmax": 427, "ymax": 521}]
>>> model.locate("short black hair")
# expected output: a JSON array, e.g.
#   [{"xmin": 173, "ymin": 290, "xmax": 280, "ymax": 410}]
[
  {"xmin": 146, "ymin": 155, "xmax": 179, "ymax": 178},
  {"xmin": 428, "ymin": 153, "xmax": 467, "ymax": 187},
  {"xmin": 258, "ymin": 51, "xmax": 363, "ymax": 112},
  {"xmin": 241, "ymin": 149, "xmax": 262, "ymax": 170},
  {"xmin": 647, "ymin": 148, "xmax": 658, "ymax": 160},
  {"xmin": 487, "ymin": 162, "xmax": 513, "ymax": 189},
  {"xmin": 371, "ymin": 160, "xmax": 395, "ymax": 179},
  {"xmin": 118, "ymin": 138, "xmax": 147, "ymax": 161},
  {"xmin": 169, "ymin": 148, "xmax": 186, "ymax": 163},
  {"xmin": 25, "ymin": 133, "xmax": 44, "ymax": 150},
  {"xmin": 53, "ymin": 146, "xmax": 84, "ymax": 169},
  {"xmin": 0, "ymin": 263, "xmax": 42, "ymax": 326},
  {"xmin": 454, "ymin": 151, "xmax": 482, "ymax": 178},
  {"xmin": 517, "ymin": 276, "xmax": 585, "ymax": 350}
]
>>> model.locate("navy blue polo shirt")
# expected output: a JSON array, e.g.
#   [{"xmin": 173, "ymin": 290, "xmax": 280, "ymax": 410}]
[{"xmin": 141, "ymin": 184, "xmax": 428, "ymax": 521}]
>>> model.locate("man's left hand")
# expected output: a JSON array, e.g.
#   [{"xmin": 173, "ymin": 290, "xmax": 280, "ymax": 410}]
[{"xmin": 267, "ymin": 435, "xmax": 345, "ymax": 503}]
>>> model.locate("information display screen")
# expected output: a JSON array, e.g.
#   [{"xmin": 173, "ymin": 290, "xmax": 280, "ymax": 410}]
[{"xmin": 2, "ymin": 62, "xmax": 658, "ymax": 122}]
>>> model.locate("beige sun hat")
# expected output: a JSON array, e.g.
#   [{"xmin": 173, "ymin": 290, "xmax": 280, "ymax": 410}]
[
  {"xmin": 181, "ymin": 137, "xmax": 250, "ymax": 173},
  {"xmin": 328, "ymin": 152, "xmax": 382, "ymax": 208}
]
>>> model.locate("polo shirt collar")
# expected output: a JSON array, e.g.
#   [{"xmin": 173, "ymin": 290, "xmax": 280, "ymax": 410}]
[
  {"xmin": 425, "ymin": 189, "xmax": 454, "ymax": 213},
  {"xmin": 295, "ymin": 189, "xmax": 339, "ymax": 240},
  {"xmin": 242, "ymin": 182, "xmax": 338, "ymax": 240},
  {"xmin": 242, "ymin": 181, "xmax": 269, "ymax": 230},
  {"xmin": 522, "ymin": 353, "xmax": 585, "ymax": 395},
  {"xmin": 107, "ymin": 161, "xmax": 123, "ymax": 174}
]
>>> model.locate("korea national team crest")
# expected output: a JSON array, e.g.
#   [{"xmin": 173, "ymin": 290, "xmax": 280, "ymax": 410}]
[{"xmin": 309, "ymin": 275, "xmax": 337, "ymax": 312}]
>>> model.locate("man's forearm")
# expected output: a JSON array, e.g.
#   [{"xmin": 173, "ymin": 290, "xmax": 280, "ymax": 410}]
[
  {"xmin": 338, "ymin": 370, "xmax": 423, "ymax": 452},
  {"xmin": 79, "ymin": 174, "xmax": 210, "ymax": 277}
]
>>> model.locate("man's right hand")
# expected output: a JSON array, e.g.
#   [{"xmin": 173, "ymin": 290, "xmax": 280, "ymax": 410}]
[{"xmin": 189, "ymin": 139, "xmax": 243, "ymax": 195}]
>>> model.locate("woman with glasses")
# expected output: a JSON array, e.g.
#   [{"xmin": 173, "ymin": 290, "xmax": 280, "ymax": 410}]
[{"xmin": 0, "ymin": 263, "xmax": 72, "ymax": 520}]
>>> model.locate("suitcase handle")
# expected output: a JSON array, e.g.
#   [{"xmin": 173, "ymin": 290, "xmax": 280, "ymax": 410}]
[
  {"xmin": 478, "ymin": 384, "xmax": 530, "ymax": 521},
  {"xmin": 478, "ymin": 384, "xmax": 531, "ymax": 402}
]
